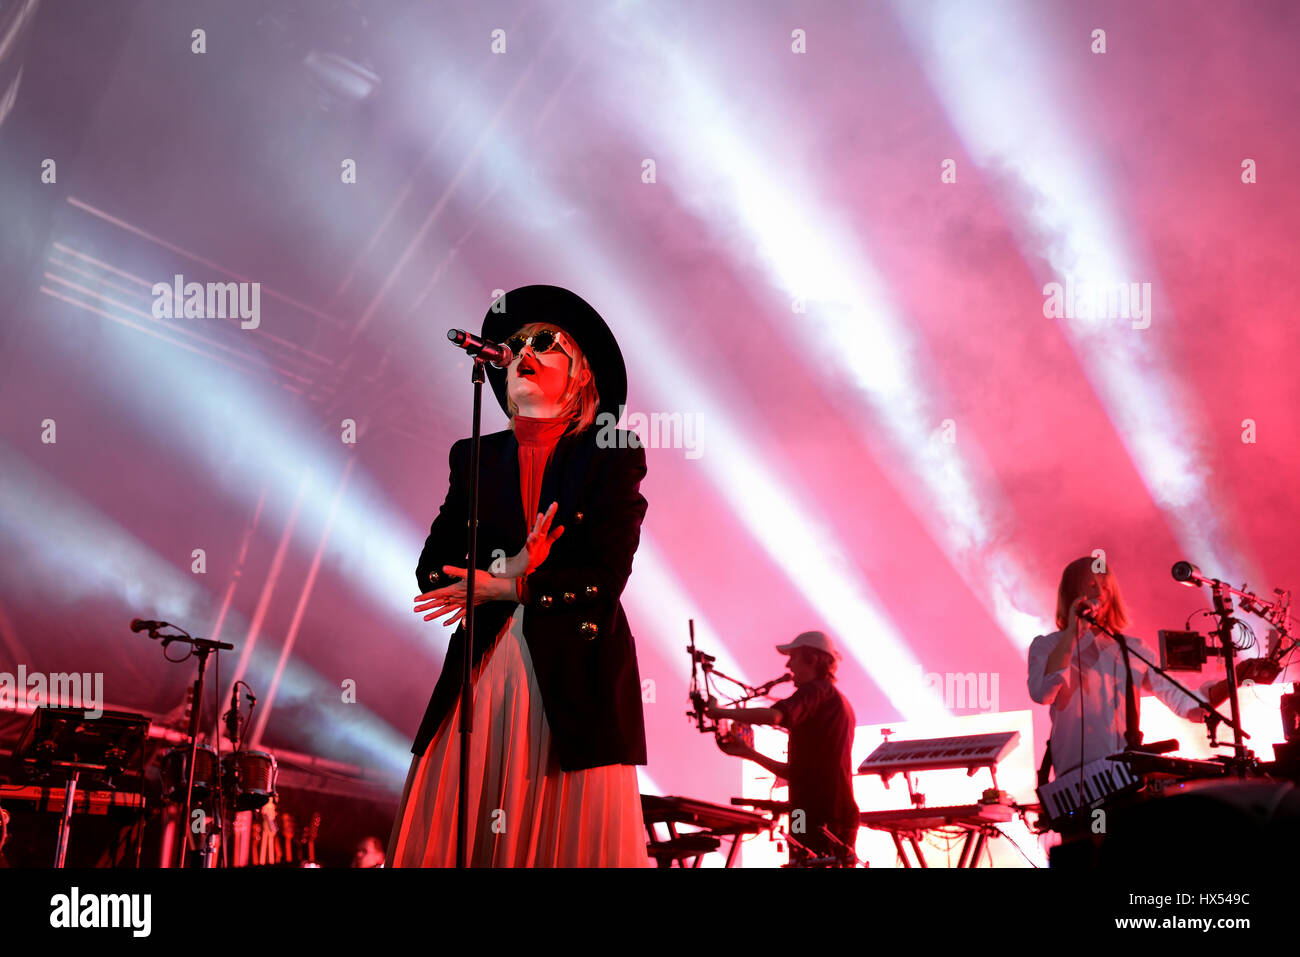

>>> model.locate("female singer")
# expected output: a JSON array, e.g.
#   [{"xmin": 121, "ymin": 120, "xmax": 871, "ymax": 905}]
[
  {"xmin": 1027, "ymin": 556, "xmax": 1275, "ymax": 782},
  {"xmin": 388, "ymin": 285, "xmax": 652, "ymax": 867}
]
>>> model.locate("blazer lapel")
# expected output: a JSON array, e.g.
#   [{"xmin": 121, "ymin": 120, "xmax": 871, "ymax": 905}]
[
  {"xmin": 498, "ymin": 430, "xmax": 526, "ymax": 545},
  {"xmin": 538, "ymin": 430, "xmax": 579, "ymax": 518}
]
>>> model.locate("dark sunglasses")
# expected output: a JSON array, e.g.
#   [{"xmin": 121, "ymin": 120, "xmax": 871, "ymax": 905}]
[{"xmin": 506, "ymin": 330, "xmax": 569, "ymax": 358}]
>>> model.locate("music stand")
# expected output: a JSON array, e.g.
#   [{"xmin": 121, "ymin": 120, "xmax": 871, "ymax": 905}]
[{"xmin": 14, "ymin": 707, "xmax": 150, "ymax": 867}]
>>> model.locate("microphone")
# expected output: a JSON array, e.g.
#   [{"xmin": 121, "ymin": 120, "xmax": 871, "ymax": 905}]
[
  {"xmin": 129, "ymin": 618, "xmax": 166, "ymax": 633},
  {"xmin": 1074, "ymin": 600, "xmax": 1098, "ymax": 623},
  {"xmin": 447, "ymin": 329, "xmax": 513, "ymax": 368},
  {"xmin": 225, "ymin": 684, "xmax": 240, "ymax": 743},
  {"xmin": 1171, "ymin": 561, "xmax": 1201, "ymax": 586}
]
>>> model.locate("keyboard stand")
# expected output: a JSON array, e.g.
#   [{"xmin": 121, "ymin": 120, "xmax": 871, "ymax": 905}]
[
  {"xmin": 861, "ymin": 803, "xmax": 1013, "ymax": 867},
  {"xmin": 885, "ymin": 822, "xmax": 996, "ymax": 868}
]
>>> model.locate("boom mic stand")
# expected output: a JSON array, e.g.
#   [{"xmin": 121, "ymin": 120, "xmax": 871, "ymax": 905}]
[
  {"xmin": 1077, "ymin": 608, "xmax": 1247, "ymax": 763},
  {"xmin": 685, "ymin": 619, "xmax": 791, "ymax": 730},
  {"xmin": 1172, "ymin": 561, "xmax": 1297, "ymax": 776},
  {"xmin": 1207, "ymin": 581, "xmax": 1250, "ymax": 771},
  {"xmin": 132, "ymin": 620, "xmax": 234, "ymax": 867}
]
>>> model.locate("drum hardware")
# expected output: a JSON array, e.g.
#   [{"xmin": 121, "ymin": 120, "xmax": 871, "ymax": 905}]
[{"xmin": 153, "ymin": 727, "xmax": 280, "ymax": 857}]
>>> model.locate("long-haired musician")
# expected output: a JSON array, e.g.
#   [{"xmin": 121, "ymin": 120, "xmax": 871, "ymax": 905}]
[
  {"xmin": 1028, "ymin": 556, "xmax": 1276, "ymax": 793},
  {"xmin": 1030, "ymin": 557, "xmax": 1205, "ymax": 790}
]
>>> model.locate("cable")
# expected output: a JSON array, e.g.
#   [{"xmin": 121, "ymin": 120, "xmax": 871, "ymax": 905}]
[
  {"xmin": 995, "ymin": 821, "xmax": 1042, "ymax": 868},
  {"xmin": 1185, "ymin": 608, "xmax": 1218, "ymax": 630},
  {"xmin": 1077, "ymin": 606, "xmax": 1084, "ymax": 812},
  {"xmin": 162, "ymin": 642, "xmax": 194, "ymax": 663}
]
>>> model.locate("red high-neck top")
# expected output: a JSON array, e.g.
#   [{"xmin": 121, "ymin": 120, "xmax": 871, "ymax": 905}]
[{"xmin": 514, "ymin": 414, "xmax": 569, "ymax": 523}]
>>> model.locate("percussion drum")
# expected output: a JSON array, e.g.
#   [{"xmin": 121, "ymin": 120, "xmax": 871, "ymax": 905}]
[
  {"xmin": 223, "ymin": 750, "xmax": 277, "ymax": 811},
  {"xmin": 160, "ymin": 745, "xmax": 219, "ymax": 804}
]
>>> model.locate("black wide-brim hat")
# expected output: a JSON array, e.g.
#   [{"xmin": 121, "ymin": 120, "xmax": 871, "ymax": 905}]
[{"xmin": 481, "ymin": 285, "xmax": 627, "ymax": 419}]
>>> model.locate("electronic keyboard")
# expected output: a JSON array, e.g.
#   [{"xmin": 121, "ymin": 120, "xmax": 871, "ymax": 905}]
[{"xmin": 1036, "ymin": 754, "xmax": 1140, "ymax": 824}]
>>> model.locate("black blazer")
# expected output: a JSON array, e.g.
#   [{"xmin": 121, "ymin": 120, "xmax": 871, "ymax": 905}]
[{"xmin": 409, "ymin": 425, "xmax": 649, "ymax": 772}]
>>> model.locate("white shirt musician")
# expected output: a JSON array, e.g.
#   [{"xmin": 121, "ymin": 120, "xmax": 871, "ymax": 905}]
[
  {"xmin": 1028, "ymin": 557, "xmax": 1276, "ymax": 782},
  {"xmin": 1028, "ymin": 559, "xmax": 1210, "ymax": 780}
]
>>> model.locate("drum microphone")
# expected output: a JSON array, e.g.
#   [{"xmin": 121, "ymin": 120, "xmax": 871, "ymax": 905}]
[
  {"xmin": 225, "ymin": 685, "xmax": 240, "ymax": 742},
  {"xmin": 1171, "ymin": 561, "xmax": 1203, "ymax": 586},
  {"xmin": 447, "ymin": 329, "xmax": 513, "ymax": 368},
  {"xmin": 129, "ymin": 618, "xmax": 166, "ymax": 633}
]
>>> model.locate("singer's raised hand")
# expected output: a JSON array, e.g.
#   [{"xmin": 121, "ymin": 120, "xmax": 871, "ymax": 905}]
[
  {"xmin": 501, "ymin": 502, "xmax": 565, "ymax": 579},
  {"xmin": 1066, "ymin": 596, "xmax": 1096, "ymax": 635}
]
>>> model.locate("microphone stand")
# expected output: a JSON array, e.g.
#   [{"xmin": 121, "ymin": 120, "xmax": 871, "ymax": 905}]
[
  {"xmin": 686, "ymin": 620, "xmax": 710, "ymax": 732},
  {"xmin": 1114, "ymin": 634, "xmax": 1144, "ymax": 752},
  {"xmin": 1169, "ymin": 564, "xmax": 1296, "ymax": 776},
  {"xmin": 138, "ymin": 624, "xmax": 234, "ymax": 867},
  {"xmin": 1207, "ymin": 581, "xmax": 1251, "ymax": 773},
  {"xmin": 455, "ymin": 354, "xmax": 488, "ymax": 869},
  {"xmin": 1080, "ymin": 611, "xmax": 1247, "ymax": 764},
  {"xmin": 685, "ymin": 622, "xmax": 789, "ymax": 730},
  {"xmin": 818, "ymin": 824, "xmax": 859, "ymax": 867}
]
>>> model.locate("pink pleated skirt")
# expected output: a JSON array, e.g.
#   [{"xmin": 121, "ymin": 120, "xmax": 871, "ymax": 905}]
[{"xmin": 388, "ymin": 604, "xmax": 652, "ymax": 867}]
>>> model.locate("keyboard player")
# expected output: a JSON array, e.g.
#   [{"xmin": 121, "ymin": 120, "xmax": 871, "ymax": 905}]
[
  {"xmin": 705, "ymin": 630, "xmax": 859, "ymax": 865},
  {"xmin": 1027, "ymin": 556, "xmax": 1276, "ymax": 829}
]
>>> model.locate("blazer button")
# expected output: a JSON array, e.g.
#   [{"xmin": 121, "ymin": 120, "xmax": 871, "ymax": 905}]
[
  {"xmin": 584, "ymin": 585, "xmax": 598, "ymax": 599},
  {"xmin": 539, "ymin": 595, "xmax": 553, "ymax": 609},
  {"xmin": 563, "ymin": 591, "xmax": 576, "ymax": 604},
  {"xmin": 579, "ymin": 621, "xmax": 598, "ymax": 639}
]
